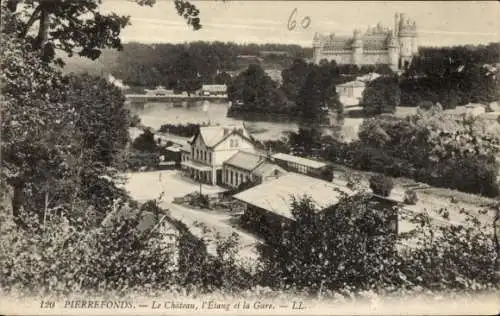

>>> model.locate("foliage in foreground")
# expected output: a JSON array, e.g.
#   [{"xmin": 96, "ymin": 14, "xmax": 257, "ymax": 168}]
[
  {"xmin": 258, "ymin": 193, "xmax": 498, "ymax": 295},
  {"xmin": 0, "ymin": 200, "xmax": 254, "ymax": 297}
]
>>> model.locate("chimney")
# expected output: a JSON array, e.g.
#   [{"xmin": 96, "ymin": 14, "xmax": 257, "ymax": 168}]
[{"xmin": 223, "ymin": 127, "xmax": 229, "ymax": 136}]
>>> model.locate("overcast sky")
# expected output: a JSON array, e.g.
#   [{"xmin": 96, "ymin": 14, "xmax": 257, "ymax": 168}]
[{"xmin": 100, "ymin": 0, "xmax": 499, "ymax": 47}]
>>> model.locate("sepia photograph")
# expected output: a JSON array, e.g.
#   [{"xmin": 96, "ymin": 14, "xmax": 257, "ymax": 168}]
[{"xmin": 0, "ymin": 0, "xmax": 499, "ymax": 315}]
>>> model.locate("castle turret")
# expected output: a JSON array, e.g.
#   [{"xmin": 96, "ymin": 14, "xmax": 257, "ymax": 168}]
[
  {"xmin": 312, "ymin": 33, "xmax": 323, "ymax": 64},
  {"xmin": 387, "ymin": 31, "xmax": 399, "ymax": 71},
  {"xmin": 394, "ymin": 13, "xmax": 399, "ymax": 36},
  {"xmin": 351, "ymin": 29, "xmax": 363, "ymax": 66},
  {"xmin": 411, "ymin": 20, "xmax": 418, "ymax": 55},
  {"xmin": 397, "ymin": 13, "xmax": 416, "ymax": 69}
]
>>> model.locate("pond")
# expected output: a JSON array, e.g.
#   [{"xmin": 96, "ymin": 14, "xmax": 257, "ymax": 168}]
[{"xmin": 130, "ymin": 101, "xmax": 365, "ymax": 142}]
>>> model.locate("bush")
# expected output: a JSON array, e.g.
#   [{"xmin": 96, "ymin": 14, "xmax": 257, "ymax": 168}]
[
  {"xmin": 132, "ymin": 129, "xmax": 158, "ymax": 153},
  {"xmin": 403, "ymin": 189, "xmax": 418, "ymax": 205},
  {"xmin": 188, "ymin": 192, "xmax": 210, "ymax": 209},
  {"xmin": 369, "ymin": 174, "xmax": 394, "ymax": 197},
  {"xmin": 361, "ymin": 77, "xmax": 400, "ymax": 115}
]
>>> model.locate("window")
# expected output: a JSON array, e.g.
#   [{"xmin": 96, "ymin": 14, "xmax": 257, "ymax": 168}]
[
  {"xmin": 204, "ymin": 151, "xmax": 207, "ymax": 161},
  {"xmin": 208, "ymin": 152, "xmax": 212, "ymax": 163},
  {"xmin": 240, "ymin": 173, "xmax": 244, "ymax": 184},
  {"xmin": 225, "ymin": 169, "xmax": 229, "ymax": 182},
  {"xmin": 230, "ymin": 139, "xmax": 239, "ymax": 148},
  {"xmin": 230, "ymin": 171, "xmax": 234, "ymax": 185}
]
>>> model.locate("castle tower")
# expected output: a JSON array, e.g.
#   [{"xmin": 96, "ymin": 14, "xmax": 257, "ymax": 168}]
[
  {"xmin": 397, "ymin": 13, "xmax": 416, "ymax": 69},
  {"xmin": 351, "ymin": 29, "xmax": 363, "ymax": 66},
  {"xmin": 411, "ymin": 20, "xmax": 418, "ymax": 55},
  {"xmin": 312, "ymin": 33, "xmax": 323, "ymax": 64},
  {"xmin": 387, "ymin": 31, "xmax": 399, "ymax": 71},
  {"xmin": 394, "ymin": 13, "xmax": 399, "ymax": 36}
]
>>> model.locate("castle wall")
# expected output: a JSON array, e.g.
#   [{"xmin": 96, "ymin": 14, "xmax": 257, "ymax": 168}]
[
  {"xmin": 316, "ymin": 51, "xmax": 353, "ymax": 64},
  {"xmin": 358, "ymin": 51, "xmax": 390, "ymax": 65},
  {"xmin": 316, "ymin": 50, "xmax": 390, "ymax": 66}
]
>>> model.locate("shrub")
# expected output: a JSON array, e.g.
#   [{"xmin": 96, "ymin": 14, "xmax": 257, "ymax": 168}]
[
  {"xmin": 188, "ymin": 192, "xmax": 210, "ymax": 209},
  {"xmin": 132, "ymin": 129, "xmax": 158, "ymax": 153},
  {"xmin": 403, "ymin": 189, "xmax": 418, "ymax": 205},
  {"xmin": 369, "ymin": 174, "xmax": 394, "ymax": 197}
]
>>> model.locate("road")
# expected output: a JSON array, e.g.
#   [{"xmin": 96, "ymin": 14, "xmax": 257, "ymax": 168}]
[
  {"xmin": 122, "ymin": 170, "xmax": 262, "ymax": 270},
  {"xmin": 162, "ymin": 202, "xmax": 262, "ymax": 267}
]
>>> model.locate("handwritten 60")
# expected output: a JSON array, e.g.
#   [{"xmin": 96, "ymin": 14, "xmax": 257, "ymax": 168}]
[{"xmin": 287, "ymin": 8, "xmax": 311, "ymax": 31}]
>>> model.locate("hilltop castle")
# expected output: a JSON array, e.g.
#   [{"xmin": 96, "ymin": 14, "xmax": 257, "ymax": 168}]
[{"xmin": 312, "ymin": 13, "xmax": 418, "ymax": 70}]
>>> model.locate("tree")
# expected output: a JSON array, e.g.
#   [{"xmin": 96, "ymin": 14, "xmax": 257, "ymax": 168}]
[
  {"xmin": 357, "ymin": 110, "xmax": 500, "ymax": 197},
  {"xmin": 296, "ymin": 63, "xmax": 343, "ymax": 124},
  {"xmin": 4, "ymin": 0, "xmax": 201, "ymax": 64},
  {"xmin": 361, "ymin": 76, "xmax": 400, "ymax": 116},
  {"xmin": 1, "ymin": 32, "xmax": 83, "ymax": 226},
  {"xmin": 289, "ymin": 127, "xmax": 323, "ymax": 156},
  {"xmin": 281, "ymin": 58, "xmax": 312, "ymax": 102},
  {"xmin": 369, "ymin": 174, "xmax": 394, "ymax": 197},
  {"xmin": 258, "ymin": 193, "xmax": 400, "ymax": 292},
  {"xmin": 259, "ymin": 193, "xmax": 498, "ymax": 295},
  {"xmin": 66, "ymin": 74, "xmax": 130, "ymax": 168},
  {"xmin": 228, "ymin": 64, "xmax": 287, "ymax": 114},
  {"xmin": 214, "ymin": 71, "xmax": 232, "ymax": 86},
  {"xmin": 0, "ymin": 0, "xmax": 205, "ymax": 226},
  {"xmin": 132, "ymin": 129, "xmax": 158, "ymax": 153},
  {"xmin": 173, "ymin": 51, "xmax": 202, "ymax": 96}
]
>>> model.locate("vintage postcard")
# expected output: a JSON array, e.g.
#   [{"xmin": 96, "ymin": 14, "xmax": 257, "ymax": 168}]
[{"xmin": 0, "ymin": 0, "xmax": 499, "ymax": 315}]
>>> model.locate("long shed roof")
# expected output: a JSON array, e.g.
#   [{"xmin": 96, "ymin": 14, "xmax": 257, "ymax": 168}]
[
  {"xmin": 272, "ymin": 153, "xmax": 327, "ymax": 169},
  {"xmin": 233, "ymin": 173, "xmax": 354, "ymax": 220}
]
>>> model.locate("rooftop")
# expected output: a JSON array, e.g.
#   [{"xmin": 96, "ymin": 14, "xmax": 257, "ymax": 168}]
[
  {"xmin": 201, "ymin": 84, "xmax": 227, "ymax": 92},
  {"xmin": 337, "ymin": 80, "xmax": 366, "ymax": 88},
  {"xmin": 197, "ymin": 124, "xmax": 251, "ymax": 148},
  {"xmin": 233, "ymin": 173, "xmax": 354, "ymax": 220},
  {"xmin": 252, "ymin": 161, "xmax": 286, "ymax": 177},
  {"xmin": 102, "ymin": 209, "xmax": 179, "ymax": 236},
  {"xmin": 272, "ymin": 153, "xmax": 327, "ymax": 169},
  {"xmin": 356, "ymin": 72, "xmax": 381, "ymax": 82},
  {"xmin": 224, "ymin": 151, "xmax": 266, "ymax": 171}
]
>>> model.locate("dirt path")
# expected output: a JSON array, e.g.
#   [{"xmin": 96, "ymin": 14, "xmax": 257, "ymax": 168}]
[{"xmin": 163, "ymin": 201, "xmax": 262, "ymax": 268}]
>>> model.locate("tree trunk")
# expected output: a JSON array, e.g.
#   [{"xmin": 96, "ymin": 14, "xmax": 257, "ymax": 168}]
[{"xmin": 35, "ymin": 7, "xmax": 49, "ymax": 49}]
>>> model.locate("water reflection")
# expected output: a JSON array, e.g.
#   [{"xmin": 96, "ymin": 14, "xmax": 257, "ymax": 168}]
[{"xmin": 129, "ymin": 101, "xmax": 299, "ymax": 141}]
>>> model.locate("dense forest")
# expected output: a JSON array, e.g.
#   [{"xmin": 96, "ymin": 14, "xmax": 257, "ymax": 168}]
[{"xmin": 107, "ymin": 41, "xmax": 312, "ymax": 88}]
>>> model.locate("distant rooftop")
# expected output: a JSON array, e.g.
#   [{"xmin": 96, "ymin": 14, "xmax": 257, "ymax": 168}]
[
  {"xmin": 272, "ymin": 153, "xmax": 327, "ymax": 169},
  {"xmin": 356, "ymin": 72, "xmax": 381, "ymax": 82},
  {"xmin": 234, "ymin": 173, "xmax": 354, "ymax": 220},
  {"xmin": 201, "ymin": 84, "xmax": 227, "ymax": 92},
  {"xmin": 337, "ymin": 80, "xmax": 366, "ymax": 88}
]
